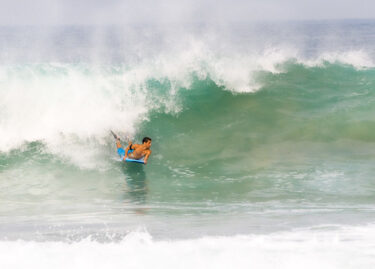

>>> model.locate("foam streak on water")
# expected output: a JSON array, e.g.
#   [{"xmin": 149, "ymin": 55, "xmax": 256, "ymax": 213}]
[{"xmin": 2, "ymin": 226, "xmax": 375, "ymax": 269}]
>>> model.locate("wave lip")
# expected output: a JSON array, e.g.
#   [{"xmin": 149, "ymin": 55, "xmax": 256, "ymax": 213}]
[{"xmin": 300, "ymin": 50, "xmax": 375, "ymax": 69}]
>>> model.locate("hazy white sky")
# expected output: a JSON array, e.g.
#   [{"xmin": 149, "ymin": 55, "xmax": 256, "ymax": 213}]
[{"xmin": 1, "ymin": 0, "xmax": 375, "ymax": 25}]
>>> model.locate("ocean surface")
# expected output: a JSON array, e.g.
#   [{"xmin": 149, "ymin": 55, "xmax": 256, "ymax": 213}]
[{"xmin": 1, "ymin": 21, "xmax": 375, "ymax": 268}]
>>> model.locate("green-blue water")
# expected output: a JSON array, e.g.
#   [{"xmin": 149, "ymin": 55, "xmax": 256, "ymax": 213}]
[
  {"xmin": 1, "ymin": 22, "xmax": 375, "ymax": 268},
  {"xmin": 1, "ymin": 61, "xmax": 375, "ymax": 238}
]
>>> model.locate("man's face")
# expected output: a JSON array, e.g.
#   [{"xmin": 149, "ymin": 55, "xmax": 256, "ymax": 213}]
[{"xmin": 145, "ymin": 140, "xmax": 152, "ymax": 149}]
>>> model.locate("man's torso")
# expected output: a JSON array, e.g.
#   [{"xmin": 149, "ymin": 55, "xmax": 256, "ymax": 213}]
[{"xmin": 129, "ymin": 144, "xmax": 148, "ymax": 159}]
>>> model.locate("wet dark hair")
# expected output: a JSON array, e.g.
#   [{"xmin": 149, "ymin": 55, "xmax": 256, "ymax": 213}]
[{"xmin": 142, "ymin": 137, "xmax": 152, "ymax": 144}]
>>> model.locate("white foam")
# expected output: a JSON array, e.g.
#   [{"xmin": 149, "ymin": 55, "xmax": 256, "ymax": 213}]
[
  {"xmin": 1, "ymin": 225, "xmax": 375, "ymax": 269},
  {"xmin": 0, "ymin": 63, "xmax": 176, "ymax": 168}
]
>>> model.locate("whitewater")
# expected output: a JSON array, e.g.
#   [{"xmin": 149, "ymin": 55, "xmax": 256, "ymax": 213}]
[{"xmin": 1, "ymin": 21, "xmax": 375, "ymax": 268}]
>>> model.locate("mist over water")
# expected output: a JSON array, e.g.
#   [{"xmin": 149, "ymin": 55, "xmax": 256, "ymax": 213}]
[{"xmin": 1, "ymin": 21, "xmax": 375, "ymax": 267}]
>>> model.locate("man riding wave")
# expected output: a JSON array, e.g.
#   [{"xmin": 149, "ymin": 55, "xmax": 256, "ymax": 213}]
[
  {"xmin": 125, "ymin": 137, "xmax": 152, "ymax": 163},
  {"xmin": 112, "ymin": 131, "xmax": 152, "ymax": 164}
]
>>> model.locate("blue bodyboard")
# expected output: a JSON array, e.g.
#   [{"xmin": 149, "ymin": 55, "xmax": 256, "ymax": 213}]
[{"xmin": 117, "ymin": 148, "xmax": 145, "ymax": 164}]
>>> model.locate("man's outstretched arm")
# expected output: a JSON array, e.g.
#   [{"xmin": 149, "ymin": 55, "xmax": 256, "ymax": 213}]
[{"xmin": 143, "ymin": 150, "xmax": 152, "ymax": 164}]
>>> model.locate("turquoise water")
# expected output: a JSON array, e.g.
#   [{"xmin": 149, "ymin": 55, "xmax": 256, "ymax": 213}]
[
  {"xmin": 1, "ymin": 62, "xmax": 375, "ymax": 237},
  {"xmin": 1, "ymin": 22, "xmax": 375, "ymax": 267}
]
